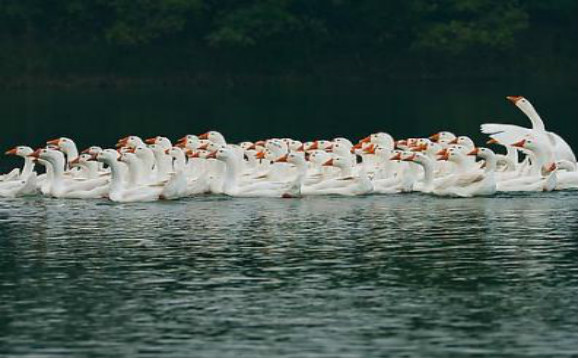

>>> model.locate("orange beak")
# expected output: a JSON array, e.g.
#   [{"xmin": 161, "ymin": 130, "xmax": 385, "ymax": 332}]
[
  {"xmin": 360, "ymin": 136, "xmax": 371, "ymax": 143},
  {"xmin": 145, "ymin": 137, "xmax": 158, "ymax": 144},
  {"xmin": 439, "ymin": 152, "xmax": 450, "ymax": 161},
  {"xmin": 175, "ymin": 141, "xmax": 186, "ymax": 148},
  {"xmin": 363, "ymin": 144, "xmax": 376, "ymax": 154},
  {"xmin": 486, "ymin": 138, "xmax": 499, "ymax": 145},
  {"xmin": 197, "ymin": 142, "xmax": 209, "ymax": 150},
  {"xmin": 390, "ymin": 152, "xmax": 401, "ymax": 161},
  {"xmin": 402, "ymin": 153, "xmax": 416, "ymax": 162},
  {"xmin": 190, "ymin": 151, "xmax": 200, "ymax": 158},
  {"xmin": 116, "ymin": 138, "xmax": 128, "ymax": 148},
  {"xmin": 506, "ymin": 96, "xmax": 523, "ymax": 104},
  {"xmin": 448, "ymin": 137, "xmax": 458, "ymax": 144},
  {"xmin": 81, "ymin": 148, "xmax": 91, "ymax": 154},
  {"xmin": 255, "ymin": 151, "xmax": 266, "ymax": 159},
  {"xmin": 323, "ymin": 158, "xmax": 334, "ymax": 166},
  {"xmin": 47, "ymin": 138, "xmax": 60, "ymax": 146},
  {"xmin": 165, "ymin": 148, "xmax": 171, "ymax": 154},
  {"xmin": 255, "ymin": 140, "xmax": 266, "ymax": 147},
  {"xmin": 5, "ymin": 147, "xmax": 17, "ymax": 155},
  {"xmin": 325, "ymin": 144, "xmax": 333, "ymax": 153},
  {"xmin": 206, "ymin": 151, "xmax": 217, "ymax": 159},
  {"xmin": 177, "ymin": 136, "xmax": 187, "ymax": 143},
  {"xmin": 436, "ymin": 148, "xmax": 447, "ymax": 156},
  {"xmin": 512, "ymin": 139, "xmax": 526, "ymax": 148},
  {"xmin": 28, "ymin": 148, "xmax": 42, "ymax": 159},
  {"xmin": 128, "ymin": 147, "xmax": 137, "ymax": 154},
  {"xmin": 296, "ymin": 144, "xmax": 305, "ymax": 152},
  {"xmin": 467, "ymin": 147, "xmax": 479, "ymax": 156},
  {"xmin": 309, "ymin": 141, "xmax": 319, "ymax": 150},
  {"xmin": 276, "ymin": 154, "xmax": 289, "ymax": 163},
  {"xmin": 548, "ymin": 162, "xmax": 557, "ymax": 172},
  {"xmin": 429, "ymin": 133, "xmax": 440, "ymax": 142},
  {"xmin": 198, "ymin": 132, "xmax": 209, "ymax": 140},
  {"xmin": 411, "ymin": 144, "xmax": 427, "ymax": 152}
]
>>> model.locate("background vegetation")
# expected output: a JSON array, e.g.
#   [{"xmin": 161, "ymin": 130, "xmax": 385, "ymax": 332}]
[{"xmin": 0, "ymin": 0, "xmax": 576, "ymax": 87}]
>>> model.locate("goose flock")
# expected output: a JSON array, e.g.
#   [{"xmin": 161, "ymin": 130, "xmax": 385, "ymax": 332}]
[{"xmin": 1, "ymin": 96, "xmax": 577, "ymax": 202}]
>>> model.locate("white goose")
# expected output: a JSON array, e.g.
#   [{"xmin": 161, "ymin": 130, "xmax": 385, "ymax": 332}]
[
  {"xmin": 481, "ymin": 96, "xmax": 576, "ymax": 162},
  {"xmin": 97, "ymin": 149, "xmax": 162, "ymax": 202},
  {"xmin": 0, "ymin": 146, "xmax": 38, "ymax": 197},
  {"xmin": 302, "ymin": 156, "xmax": 372, "ymax": 196},
  {"xmin": 212, "ymin": 147, "xmax": 299, "ymax": 197},
  {"xmin": 32, "ymin": 148, "xmax": 108, "ymax": 199}
]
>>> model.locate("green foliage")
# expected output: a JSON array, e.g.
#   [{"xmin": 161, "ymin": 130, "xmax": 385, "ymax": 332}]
[
  {"xmin": 103, "ymin": 0, "xmax": 202, "ymax": 45},
  {"xmin": 413, "ymin": 0, "xmax": 529, "ymax": 54},
  {"xmin": 0, "ymin": 0, "xmax": 575, "ymax": 80}
]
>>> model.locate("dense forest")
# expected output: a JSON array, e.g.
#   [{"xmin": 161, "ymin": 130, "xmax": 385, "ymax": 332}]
[{"xmin": 0, "ymin": 0, "xmax": 576, "ymax": 87}]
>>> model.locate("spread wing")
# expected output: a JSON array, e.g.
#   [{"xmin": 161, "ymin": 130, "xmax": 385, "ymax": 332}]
[{"xmin": 480, "ymin": 123, "xmax": 532, "ymax": 145}]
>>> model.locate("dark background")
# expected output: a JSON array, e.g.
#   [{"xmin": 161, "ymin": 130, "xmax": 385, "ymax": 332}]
[{"xmin": 0, "ymin": 0, "xmax": 576, "ymax": 86}]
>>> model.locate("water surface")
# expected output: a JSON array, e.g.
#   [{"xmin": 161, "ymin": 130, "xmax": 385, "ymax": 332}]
[{"xmin": 1, "ymin": 193, "xmax": 577, "ymax": 357}]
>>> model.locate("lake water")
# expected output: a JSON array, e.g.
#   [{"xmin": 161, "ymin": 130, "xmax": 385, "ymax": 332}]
[
  {"xmin": 0, "ymin": 80, "xmax": 577, "ymax": 357},
  {"xmin": 1, "ymin": 193, "xmax": 577, "ymax": 358}
]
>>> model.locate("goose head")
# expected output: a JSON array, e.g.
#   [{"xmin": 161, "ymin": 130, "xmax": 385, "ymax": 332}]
[
  {"xmin": 5, "ymin": 146, "xmax": 33, "ymax": 158},
  {"xmin": 176, "ymin": 135, "xmax": 200, "ymax": 149},
  {"xmin": 119, "ymin": 152, "xmax": 140, "ymax": 166},
  {"xmin": 333, "ymin": 137, "xmax": 353, "ymax": 148},
  {"xmin": 96, "ymin": 149, "xmax": 121, "ymax": 165},
  {"xmin": 276, "ymin": 151, "xmax": 306, "ymax": 166},
  {"xmin": 449, "ymin": 136, "xmax": 475, "ymax": 149},
  {"xmin": 166, "ymin": 147, "xmax": 185, "ymax": 159},
  {"xmin": 369, "ymin": 132, "xmax": 394, "ymax": 149},
  {"xmin": 131, "ymin": 146, "xmax": 155, "ymax": 164},
  {"xmin": 198, "ymin": 131, "xmax": 226, "ymax": 145},
  {"xmin": 332, "ymin": 142, "xmax": 354, "ymax": 156},
  {"xmin": 438, "ymin": 147, "xmax": 465, "ymax": 163},
  {"xmin": 322, "ymin": 156, "xmax": 350, "ymax": 169},
  {"xmin": 308, "ymin": 150, "xmax": 332, "ymax": 166},
  {"xmin": 30, "ymin": 148, "xmax": 66, "ymax": 168},
  {"xmin": 389, "ymin": 150, "xmax": 403, "ymax": 161},
  {"xmin": 429, "ymin": 131, "xmax": 456, "ymax": 143},
  {"xmin": 373, "ymin": 146, "xmax": 393, "ymax": 160},
  {"xmin": 507, "ymin": 96, "xmax": 538, "ymax": 115},
  {"xmin": 287, "ymin": 140, "xmax": 304, "ymax": 151},
  {"xmin": 81, "ymin": 146, "xmax": 103, "ymax": 155},
  {"xmin": 70, "ymin": 153, "xmax": 93, "ymax": 167},
  {"xmin": 402, "ymin": 152, "xmax": 430, "ymax": 165},
  {"xmin": 307, "ymin": 140, "xmax": 331, "ymax": 151},
  {"xmin": 47, "ymin": 137, "xmax": 77, "ymax": 157},
  {"xmin": 116, "ymin": 136, "xmax": 145, "ymax": 149}
]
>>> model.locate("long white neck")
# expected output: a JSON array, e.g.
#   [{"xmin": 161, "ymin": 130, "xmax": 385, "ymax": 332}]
[
  {"xmin": 106, "ymin": 160, "xmax": 125, "ymax": 192},
  {"xmin": 222, "ymin": 157, "xmax": 240, "ymax": 193},
  {"xmin": 65, "ymin": 146, "xmax": 79, "ymax": 162},
  {"xmin": 21, "ymin": 157, "xmax": 35, "ymax": 178},
  {"xmin": 173, "ymin": 153, "xmax": 186, "ymax": 172},
  {"xmin": 482, "ymin": 154, "xmax": 497, "ymax": 173},
  {"xmin": 83, "ymin": 161, "xmax": 99, "ymax": 179},
  {"xmin": 154, "ymin": 152, "xmax": 172, "ymax": 179},
  {"xmin": 420, "ymin": 157, "xmax": 435, "ymax": 187},
  {"xmin": 451, "ymin": 157, "xmax": 469, "ymax": 174},
  {"xmin": 518, "ymin": 101, "xmax": 546, "ymax": 131},
  {"xmin": 126, "ymin": 160, "xmax": 145, "ymax": 185}
]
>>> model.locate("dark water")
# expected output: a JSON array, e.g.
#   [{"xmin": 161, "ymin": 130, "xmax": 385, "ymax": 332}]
[
  {"xmin": 1, "ymin": 193, "xmax": 577, "ymax": 358},
  {"xmin": 1, "ymin": 80, "xmax": 578, "ymax": 357},
  {"xmin": 0, "ymin": 79, "xmax": 577, "ymax": 171}
]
